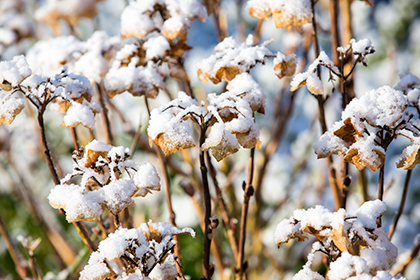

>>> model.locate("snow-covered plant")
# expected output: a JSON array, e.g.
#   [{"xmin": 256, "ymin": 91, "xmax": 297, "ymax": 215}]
[
  {"xmin": 246, "ymin": 0, "xmax": 312, "ymax": 29},
  {"xmin": 0, "ymin": 0, "xmax": 34, "ymax": 56},
  {"xmin": 197, "ymin": 35, "xmax": 296, "ymax": 84},
  {"xmin": 104, "ymin": 0, "xmax": 207, "ymax": 99},
  {"xmin": 314, "ymin": 73, "xmax": 420, "ymax": 173},
  {"xmin": 35, "ymin": 0, "xmax": 103, "ymax": 35},
  {"xmin": 148, "ymin": 73, "xmax": 264, "ymax": 160},
  {"xmin": 275, "ymin": 200, "xmax": 403, "ymax": 279},
  {"xmin": 48, "ymin": 140, "xmax": 160, "ymax": 222},
  {"xmin": 0, "ymin": 55, "xmax": 99, "ymax": 128},
  {"xmin": 80, "ymin": 220, "xmax": 194, "ymax": 280},
  {"xmin": 291, "ymin": 38, "xmax": 375, "ymax": 96}
]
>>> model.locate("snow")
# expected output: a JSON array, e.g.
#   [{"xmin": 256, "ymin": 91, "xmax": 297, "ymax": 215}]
[
  {"xmin": 247, "ymin": 0, "xmax": 312, "ymax": 29},
  {"xmin": 0, "ymin": 97, "xmax": 25, "ymax": 125},
  {"xmin": 343, "ymin": 85, "xmax": 407, "ymax": 127},
  {"xmin": 0, "ymin": 55, "xmax": 32, "ymax": 87},
  {"xmin": 196, "ymin": 36, "xmax": 273, "ymax": 84},
  {"xmin": 226, "ymin": 73, "xmax": 266, "ymax": 113},
  {"xmin": 80, "ymin": 220, "xmax": 195, "ymax": 280},
  {"xmin": 351, "ymin": 38, "xmax": 375, "ymax": 56},
  {"xmin": 143, "ymin": 35, "xmax": 170, "ymax": 61},
  {"xmin": 62, "ymin": 102, "xmax": 96, "ymax": 129},
  {"xmin": 48, "ymin": 140, "xmax": 161, "ymax": 222}
]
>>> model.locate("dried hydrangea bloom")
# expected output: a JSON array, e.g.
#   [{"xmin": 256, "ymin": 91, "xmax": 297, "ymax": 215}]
[
  {"xmin": 48, "ymin": 140, "xmax": 161, "ymax": 222},
  {"xmin": 120, "ymin": 0, "xmax": 206, "ymax": 40},
  {"xmin": 0, "ymin": 7, "xmax": 34, "ymax": 52},
  {"xmin": 35, "ymin": 0, "xmax": 103, "ymax": 35},
  {"xmin": 0, "ymin": 55, "xmax": 31, "ymax": 90},
  {"xmin": 80, "ymin": 220, "xmax": 194, "ymax": 280},
  {"xmin": 196, "ymin": 36, "xmax": 273, "ymax": 84},
  {"xmin": 148, "ymin": 78, "xmax": 264, "ymax": 161},
  {"xmin": 276, "ymin": 200, "xmax": 399, "ymax": 279},
  {"xmin": 103, "ymin": 41, "xmax": 165, "ymax": 99},
  {"xmin": 291, "ymin": 51, "xmax": 338, "ymax": 95},
  {"xmin": 0, "ymin": 97, "xmax": 25, "ymax": 124},
  {"xmin": 21, "ymin": 67, "xmax": 100, "ymax": 129},
  {"xmin": 247, "ymin": 0, "xmax": 312, "ymax": 29},
  {"xmin": 273, "ymin": 52, "xmax": 296, "ymax": 79},
  {"xmin": 314, "ymin": 85, "xmax": 407, "ymax": 171}
]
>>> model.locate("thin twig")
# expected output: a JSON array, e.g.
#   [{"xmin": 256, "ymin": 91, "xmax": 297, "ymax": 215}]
[
  {"xmin": 391, "ymin": 237, "xmax": 420, "ymax": 276},
  {"xmin": 96, "ymin": 83, "xmax": 113, "ymax": 145},
  {"xmin": 205, "ymin": 152, "xmax": 239, "ymax": 263},
  {"xmin": 311, "ymin": 0, "xmax": 342, "ymax": 210},
  {"xmin": 237, "ymin": 148, "xmax": 255, "ymax": 280},
  {"xmin": 389, "ymin": 169, "xmax": 412, "ymax": 240},
  {"xmin": 199, "ymin": 127, "xmax": 212, "ymax": 280},
  {"xmin": 0, "ymin": 213, "xmax": 28, "ymax": 278}
]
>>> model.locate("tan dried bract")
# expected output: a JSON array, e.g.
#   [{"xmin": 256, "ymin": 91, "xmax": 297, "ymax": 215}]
[
  {"xmin": 273, "ymin": 56, "xmax": 296, "ymax": 79},
  {"xmin": 396, "ymin": 146, "xmax": 420, "ymax": 170},
  {"xmin": 151, "ymin": 133, "xmax": 196, "ymax": 157},
  {"xmin": 334, "ymin": 118, "xmax": 363, "ymax": 145},
  {"xmin": 344, "ymin": 147, "xmax": 385, "ymax": 171}
]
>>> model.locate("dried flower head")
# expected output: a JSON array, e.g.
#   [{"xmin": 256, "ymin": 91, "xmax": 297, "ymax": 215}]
[
  {"xmin": 247, "ymin": 0, "xmax": 312, "ymax": 29},
  {"xmin": 48, "ymin": 140, "xmax": 161, "ymax": 222},
  {"xmin": 80, "ymin": 220, "xmax": 195, "ymax": 280}
]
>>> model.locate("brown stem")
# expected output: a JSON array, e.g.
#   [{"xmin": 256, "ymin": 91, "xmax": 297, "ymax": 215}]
[
  {"xmin": 154, "ymin": 145, "xmax": 182, "ymax": 268},
  {"xmin": 237, "ymin": 148, "xmax": 255, "ymax": 280},
  {"xmin": 199, "ymin": 127, "xmax": 212, "ymax": 280},
  {"xmin": 3, "ymin": 153, "xmax": 75, "ymax": 268},
  {"xmin": 311, "ymin": 0, "xmax": 342, "ymax": 210},
  {"xmin": 388, "ymin": 169, "xmax": 412, "ymax": 239},
  {"xmin": 37, "ymin": 108, "xmax": 60, "ymax": 185},
  {"xmin": 391, "ymin": 237, "xmax": 420, "ymax": 276},
  {"xmin": 96, "ymin": 83, "xmax": 113, "ymax": 145},
  {"xmin": 0, "ymin": 213, "xmax": 28, "ymax": 278},
  {"xmin": 73, "ymin": 221, "xmax": 97, "ymax": 252},
  {"xmin": 329, "ymin": 0, "xmax": 340, "ymax": 66},
  {"xmin": 70, "ymin": 127, "xmax": 79, "ymax": 151},
  {"xmin": 205, "ymin": 152, "xmax": 239, "ymax": 263},
  {"xmin": 378, "ymin": 163, "xmax": 385, "ymax": 201}
]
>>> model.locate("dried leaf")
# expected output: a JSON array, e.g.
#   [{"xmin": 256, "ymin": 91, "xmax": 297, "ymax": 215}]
[
  {"xmin": 248, "ymin": 6, "xmax": 271, "ymax": 20},
  {"xmin": 202, "ymin": 125, "xmax": 240, "ymax": 161},
  {"xmin": 396, "ymin": 145, "xmax": 420, "ymax": 170},
  {"xmin": 334, "ymin": 117, "xmax": 363, "ymax": 144},
  {"xmin": 344, "ymin": 147, "xmax": 385, "ymax": 171},
  {"xmin": 331, "ymin": 224, "xmax": 350, "ymax": 253},
  {"xmin": 0, "ymin": 98, "xmax": 25, "ymax": 125},
  {"xmin": 273, "ymin": 55, "xmax": 296, "ymax": 79},
  {"xmin": 152, "ymin": 132, "xmax": 196, "ymax": 157},
  {"xmin": 85, "ymin": 150, "xmax": 109, "ymax": 168},
  {"xmin": 168, "ymin": 59, "xmax": 190, "ymax": 81},
  {"xmin": 272, "ymin": 10, "xmax": 312, "ymax": 29}
]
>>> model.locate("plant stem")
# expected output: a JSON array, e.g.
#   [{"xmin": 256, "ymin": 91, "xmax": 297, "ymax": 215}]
[
  {"xmin": 237, "ymin": 148, "xmax": 255, "ymax": 280},
  {"xmin": 0, "ymin": 213, "xmax": 28, "ymax": 279},
  {"xmin": 311, "ymin": 0, "xmax": 342, "ymax": 210},
  {"xmin": 205, "ymin": 152, "xmax": 239, "ymax": 263},
  {"xmin": 329, "ymin": 0, "xmax": 340, "ymax": 65},
  {"xmin": 391, "ymin": 236, "xmax": 420, "ymax": 276},
  {"xmin": 70, "ymin": 127, "xmax": 79, "ymax": 151},
  {"xmin": 378, "ymin": 163, "xmax": 385, "ymax": 201},
  {"xmin": 389, "ymin": 169, "xmax": 412, "ymax": 239},
  {"xmin": 199, "ymin": 127, "xmax": 212, "ymax": 279},
  {"xmin": 96, "ymin": 83, "xmax": 113, "ymax": 145},
  {"xmin": 37, "ymin": 109, "xmax": 60, "ymax": 185}
]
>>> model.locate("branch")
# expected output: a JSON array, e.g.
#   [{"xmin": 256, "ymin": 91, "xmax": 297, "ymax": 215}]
[
  {"xmin": 237, "ymin": 148, "xmax": 255, "ymax": 280},
  {"xmin": 388, "ymin": 169, "xmax": 412, "ymax": 239}
]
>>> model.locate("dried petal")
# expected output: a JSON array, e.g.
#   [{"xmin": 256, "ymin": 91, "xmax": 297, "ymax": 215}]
[{"xmin": 396, "ymin": 145, "xmax": 420, "ymax": 170}]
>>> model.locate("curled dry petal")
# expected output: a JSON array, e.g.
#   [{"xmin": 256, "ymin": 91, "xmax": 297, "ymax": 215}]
[{"xmin": 396, "ymin": 144, "xmax": 420, "ymax": 170}]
